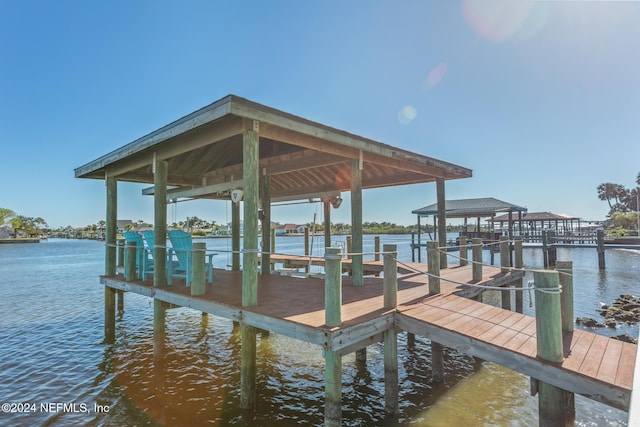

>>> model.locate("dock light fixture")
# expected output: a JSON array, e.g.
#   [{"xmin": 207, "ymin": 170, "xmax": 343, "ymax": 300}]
[
  {"xmin": 330, "ymin": 195, "xmax": 342, "ymax": 209},
  {"xmin": 231, "ymin": 189, "xmax": 244, "ymax": 203}
]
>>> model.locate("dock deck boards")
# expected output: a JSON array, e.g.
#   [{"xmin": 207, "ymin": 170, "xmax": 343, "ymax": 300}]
[{"xmin": 102, "ymin": 261, "xmax": 635, "ymax": 411}]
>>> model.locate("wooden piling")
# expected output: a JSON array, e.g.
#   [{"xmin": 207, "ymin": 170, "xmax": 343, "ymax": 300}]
[
  {"xmin": 105, "ymin": 173, "xmax": 117, "ymax": 343},
  {"xmin": 117, "ymin": 238, "xmax": 125, "ymax": 268},
  {"xmin": 325, "ymin": 247, "xmax": 342, "ymax": 328},
  {"xmin": 436, "ymin": 178, "xmax": 447, "ymax": 268},
  {"xmin": 240, "ymin": 323, "xmax": 257, "ymax": 410},
  {"xmin": 596, "ymin": 228, "xmax": 606, "ymax": 269},
  {"xmin": 427, "ymin": 240, "xmax": 444, "ymax": 382},
  {"xmin": 304, "ymin": 227, "xmax": 310, "ymax": 274},
  {"xmin": 240, "ymin": 122, "xmax": 259, "ymax": 411},
  {"xmin": 191, "ymin": 242, "xmax": 205, "ymax": 296},
  {"xmin": 459, "ymin": 236, "xmax": 467, "ymax": 266},
  {"xmin": 324, "ymin": 246, "xmax": 343, "ymax": 426},
  {"xmin": 117, "ymin": 290, "xmax": 124, "ymax": 313},
  {"xmin": 232, "ymin": 199, "xmax": 240, "ymax": 271},
  {"xmin": 514, "ymin": 236, "xmax": 524, "ymax": 313},
  {"xmin": 556, "ymin": 261, "xmax": 574, "ymax": 334},
  {"xmin": 125, "ymin": 241, "xmax": 136, "ymax": 282},
  {"xmin": 323, "ymin": 201, "xmax": 331, "ymax": 250},
  {"xmin": 153, "ymin": 159, "xmax": 168, "ymax": 288},
  {"xmin": 500, "ymin": 236, "xmax": 511, "ymax": 311},
  {"xmin": 542, "ymin": 230, "xmax": 549, "ymax": 268},
  {"xmin": 383, "ymin": 246, "xmax": 399, "ymax": 414},
  {"xmin": 411, "ymin": 232, "xmax": 416, "ymax": 262},
  {"xmin": 350, "ymin": 158, "xmax": 363, "ymax": 285},
  {"xmin": 260, "ymin": 173, "xmax": 271, "ymax": 276},
  {"xmin": 427, "ymin": 241, "xmax": 440, "ymax": 295},
  {"xmin": 472, "ymin": 238, "xmax": 482, "ymax": 282},
  {"xmin": 324, "ymin": 348, "xmax": 342, "ymax": 427},
  {"xmin": 534, "ymin": 270, "xmax": 567, "ymax": 425},
  {"xmin": 548, "ymin": 230, "xmax": 557, "ymax": 268}
]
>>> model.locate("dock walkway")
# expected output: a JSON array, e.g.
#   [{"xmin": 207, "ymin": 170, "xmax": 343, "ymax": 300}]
[{"xmin": 102, "ymin": 262, "xmax": 636, "ymax": 413}]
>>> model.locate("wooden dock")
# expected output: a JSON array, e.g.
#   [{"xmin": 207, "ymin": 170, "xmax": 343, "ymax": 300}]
[{"xmin": 101, "ymin": 262, "xmax": 635, "ymax": 412}]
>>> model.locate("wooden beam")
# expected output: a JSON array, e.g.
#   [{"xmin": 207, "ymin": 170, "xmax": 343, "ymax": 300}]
[
  {"xmin": 76, "ymin": 97, "xmax": 235, "ymax": 178},
  {"xmin": 242, "ymin": 123, "xmax": 259, "ymax": 307}
]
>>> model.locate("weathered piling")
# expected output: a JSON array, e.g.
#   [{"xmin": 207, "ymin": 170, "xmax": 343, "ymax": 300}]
[
  {"xmin": 191, "ymin": 242, "xmax": 206, "ymax": 296},
  {"xmin": 374, "ymin": 236, "xmax": 381, "ymax": 277},
  {"xmin": 500, "ymin": 236, "xmax": 511, "ymax": 311},
  {"xmin": 459, "ymin": 236, "xmax": 468, "ymax": 266},
  {"xmin": 548, "ymin": 230, "xmax": 557, "ymax": 268},
  {"xmin": 556, "ymin": 261, "xmax": 573, "ymax": 334},
  {"xmin": 514, "ymin": 236, "xmax": 524, "ymax": 313},
  {"xmin": 325, "ymin": 247, "xmax": 343, "ymax": 426},
  {"xmin": 596, "ymin": 228, "xmax": 606, "ymax": 269},
  {"xmin": 125, "ymin": 241, "xmax": 137, "ymax": 282},
  {"xmin": 117, "ymin": 238, "xmax": 125, "ymax": 268},
  {"xmin": 427, "ymin": 240, "xmax": 444, "ymax": 382},
  {"xmin": 411, "ymin": 232, "xmax": 416, "ymax": 262},
  {"xmin": 542, "ymin": 230, "xmax": 549, "ymax": 268},
  {"xmin": 383, "ymin": 244, "xmax": 398, "ymax": 414},
  {"xmin": 304, "ymin": 227, "xmax": 310, "ymax": 273},
  {"xmin": 472, "ymin": 238, "xmax": 482, "ymax": 282},
  {"xmin": 534, "ymin": 270, "xmax": 568, "ymax": 426}
]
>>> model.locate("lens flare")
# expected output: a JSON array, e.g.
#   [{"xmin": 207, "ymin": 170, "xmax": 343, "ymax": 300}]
[{"xmin": 397, "ymin": 105, "xmax": 417, "ymax": 125}]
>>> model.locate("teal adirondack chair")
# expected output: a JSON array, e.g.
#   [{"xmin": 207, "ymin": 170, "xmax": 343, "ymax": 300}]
[
  {"xmin": 167, "ymin": 230, "xmax": 215, "ymax": 286},
  {"xmin": 142, "ymin": 230, "xmax": 179, "ymax": 281},
  {"xmin": 123, "ymin": 231, "xmax": 153, "ymax": 280}
]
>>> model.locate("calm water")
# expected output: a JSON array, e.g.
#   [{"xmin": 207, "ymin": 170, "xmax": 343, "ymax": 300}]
[{"xmin": 0, "ymin": 236, "xmax": 638, "ymax": 426}]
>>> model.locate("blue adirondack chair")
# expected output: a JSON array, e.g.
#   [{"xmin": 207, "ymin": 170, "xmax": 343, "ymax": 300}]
[
  {"xmin": 167, "ymin": 230, "xmax": 215, "ymax": 286},
  {"xmin": 142, "ymin": 230, "xmax": 179, "ymax": 280},
  {"xmin": 123, "ymin": 231, "xmax": 153, "ymax": 280}
]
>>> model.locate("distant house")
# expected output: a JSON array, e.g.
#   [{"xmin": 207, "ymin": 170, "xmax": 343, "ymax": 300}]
[
  {"xmin": 117, "ymin": 220, "xmax": 134, "ymax": 233},
  {"xmin": 275, "ymin": 223, "xmax": 306, "ymax": 236},
  {"xmin": 0, "ymin": 225, "xmax": 11, "ymax": 238}
]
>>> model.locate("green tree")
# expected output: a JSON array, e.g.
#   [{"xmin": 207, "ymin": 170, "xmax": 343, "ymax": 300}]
[{"xmin": 0, "ymin": 208, "xmax": 15, "ymax": 225}]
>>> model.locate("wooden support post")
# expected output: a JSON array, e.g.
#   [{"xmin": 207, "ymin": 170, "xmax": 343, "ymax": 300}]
[
  {"xmin": 153, "ymin": 298, "xmax": 165, "ymax": 362},
  {"xmin": 323, "ymin": 201, "xmax": 331, "ymax": 250},
  {"xmin": 240, "ymin": 323, "xmax": 257, "ymax": 410},
  {"xmin": 515, "ymin": 236, "xmax": 524, "ymax": 314},
  {"xmin": 374, "ymin": 235, "xmax": 381, "ymax": 277},
  {"xmin": 232, "ymin": 199, "xmax": 240, "ymax": 271},
  {"xmin": 324, "ymin": 246, "xmax": 343, "ymax": 426},
  {"xmin": 436, "ymin": 178, "xmax": 447, "ymax": 268},
  {"xmin": 500, "ymin": 236, "xmax": 511, "ymax": 311},
  {"xmin": 427, "ymin": 240, "xmax": 444, "ymax": 381},
  {"xmin": 350, "ymin": 158, "xmax": 363, "ymax": 285},
  {"xmin": 153, "ymin": 158, "xmax": 167, "ymax": 288},
  {"xmin": 117, "ymin": 290, "xmax": 124, "ymax": 313},
  {"xmin": 240, "ymin": 121, "xmax": 260, "ymax": 411},
  {"xmin": 325, "ymin": 247, "xmax": 342, "ymax": 327},
  {"xmin": 106, "ymin": 174, "xmax": 117, "ymax": 276},
  {"xmin": 417, "ymin": 217, "xmax": 422, "ymax": 263},
  {"xmin": 383, "ymin": 244, "xmax": 398, "ymax": 414},
  {"xmin": 125, "ymin": 241, "xmax": 137, "ymax": 281},
  {"xmin": 104, "ymin": 287, "xmax": 115, "ymax": 344},
  {"xmin": 556, "ymin": 261, "xmax": 574, "ymax": 334},
  {"xmin": 324, "ymin": 348, "xmax": 342, "ymax": 427},
  {"xmin": 411, "ymin": 232, "xmax": 415, "ymax": 262},
  {"xmin": 472, "ymin": 238, "xmax": 482, "ymax": 282},
  {"xmin": 242, "ymin": 123, "xmax": 259, "ymax": 307},
  {"xmin": 542, "ymin": 230, "xmax": 549, "ymax": 268},
  {"xmin": 105, "ymin": 173, "xmax": 117, "ymax": 344},
  {"xmin": 459, "ymin": 236, "xmax": 467, "ymax": 266},
  {"xmin": 260, "ymin": 173, "xmax": 271, "ymax": 276},
  {"xmin": 534, "ymin": 270, "xmax": 567, "ymax": 426},
  {"xmin": 427, "ymin": 241, "xmax": 440, "ymax": 295},
  {"xmin": 548, "ymin": 230, "xmax": 557, "ymax": 268},
  {"xmin": 191, "ymin": 242, "xmax": 205, "ymax": 296},
  {"xmin": 117, "ymin": 239, "xmax": 125, "ymax": 268},
  {"xmin": 304, "ymin": 226, "xmax": 310, "ymax": 274},
  {"xmin": 596, "ymin": 228, "xmax": 605, "ymax": 269},
  {"xmin": 346, "ymin": 236, "xmax": 352, "ymax": 276},
  {"xmin": 270, "ymin": 227, "xmax": 276, "ymax": 254}
]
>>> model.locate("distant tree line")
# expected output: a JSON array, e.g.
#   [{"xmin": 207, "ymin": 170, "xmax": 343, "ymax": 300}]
[{"xmin": 0, "ymin": 208, "xmax": 49, "ymax": 238}]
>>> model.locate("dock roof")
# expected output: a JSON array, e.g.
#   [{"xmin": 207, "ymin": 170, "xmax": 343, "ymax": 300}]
[
  {"xmin": 411, "ymin": 197, "xmax": 527, "ymax": 218},
  {"xmin": 75, "ymin": 95, "xmax": 472, "ymax": 201}
]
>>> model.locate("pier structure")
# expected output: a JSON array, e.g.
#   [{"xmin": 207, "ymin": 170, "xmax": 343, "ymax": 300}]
[{"xmin": 76, "ymin": 96, "xmax": 638, "ymax": 425}]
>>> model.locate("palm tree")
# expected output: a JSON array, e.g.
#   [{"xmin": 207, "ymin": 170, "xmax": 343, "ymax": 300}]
[{"xmin": 597, "ymin": 183, "xmax": 626, "ymax": 210}]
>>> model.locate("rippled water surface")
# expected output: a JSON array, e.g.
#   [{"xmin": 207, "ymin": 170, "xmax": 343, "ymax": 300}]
[{"xmin": 0, "ymin": 237, "xmax": 637, "ymax": 426}]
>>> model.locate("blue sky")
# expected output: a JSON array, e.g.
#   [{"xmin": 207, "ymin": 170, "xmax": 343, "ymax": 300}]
[{"xmin": 1, "ymin": 1, "xmax": 639, "ymax": 228}]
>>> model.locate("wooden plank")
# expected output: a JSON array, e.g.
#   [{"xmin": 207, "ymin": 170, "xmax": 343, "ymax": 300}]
[
  {"xmin": 597, "ymin": 339, "xmax": 624, "ymax": 384},
  {"xmin": 615, "ymin": 342, "xmax": 636, "ymax": 389},
  {"xmin": 578, "ymin": 334, "xmax": 609, "ymax": 378},
  {"xmin": 562, "ymin": 331, "xmax": 596, "ymax": 372}
]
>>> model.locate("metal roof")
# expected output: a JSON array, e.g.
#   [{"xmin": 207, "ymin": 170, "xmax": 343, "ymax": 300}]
[
  {"xmin": 411, "ymin": 197, "xmax": 527, "ymax": 218},
  {"xmin": 490, "ymin": 212, "xmax": 581, "ymax": 222},
  {"xmin": 75, "ymin": 95, "xmax": 472, "ymax": 202}
]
